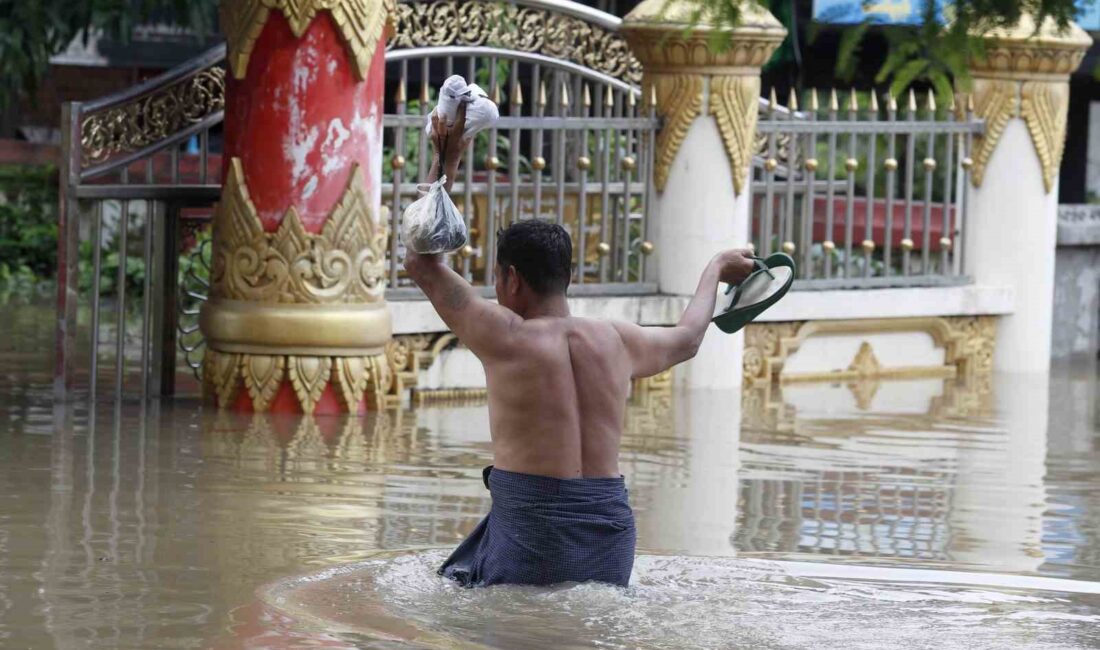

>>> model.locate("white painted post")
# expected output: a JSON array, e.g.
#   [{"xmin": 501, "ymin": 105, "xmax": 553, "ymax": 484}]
[
  {"xmin": 622, "ymin": 1, "xmax": 786, "ymax": 391},
  {"xmin": 965, "ymin": 16, "xmax": 1092, "ymax": 373}
]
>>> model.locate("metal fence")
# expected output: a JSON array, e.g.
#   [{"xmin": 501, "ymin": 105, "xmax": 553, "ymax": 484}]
[
  {"xmin": 751, "ymin": 89, "xmax": 984, "ymax": 289},
  {"xmin": 382, "ymin": 0, "xmax": 657, "ymax": 293},
  {"xmin": 56, "ymin": 45, "xmax": 225, "ymax": 400}
]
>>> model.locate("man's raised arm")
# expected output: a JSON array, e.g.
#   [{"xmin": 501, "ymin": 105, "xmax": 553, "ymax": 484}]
[
  {"xmin": 403, "ymin": 100, "xmax": 520, "ymax": 358},
  {"xmin": 613, "ymin": 250, "xmax": 754, "ymax": 378}
]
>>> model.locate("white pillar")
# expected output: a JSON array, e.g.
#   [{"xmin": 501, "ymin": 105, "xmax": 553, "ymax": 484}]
[
  {"xmin": 967, "ymin": 122, "xmax": 1060, "ymax": 372},
  {"xmin": 964, "ymin": 16, "xmax": 1091, "ymax": 373},
  {"xmin": 622, "ymin": 0, "xmax": 786, "ymax": 391},
  {"xmin": 948, "ymin": 373, "xmax": 1049, "ymax": 572},
  {"xmin": 634, "ymin": 388, "xmax": 742, "ymax": 555}
]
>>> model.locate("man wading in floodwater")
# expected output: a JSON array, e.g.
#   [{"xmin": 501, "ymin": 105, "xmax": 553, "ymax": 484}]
[{"xmin": 404, "ymin": 103, "xmax": 756, "ymax": 588}]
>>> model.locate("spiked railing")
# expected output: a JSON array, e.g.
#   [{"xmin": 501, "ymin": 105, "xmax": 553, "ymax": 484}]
[{"xmin": 752, "ymin": 88, "xmax": 984, "ymax": 289}]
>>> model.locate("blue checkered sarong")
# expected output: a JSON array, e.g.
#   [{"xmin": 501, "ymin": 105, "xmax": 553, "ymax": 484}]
[{"xmin": 439, "ymin": 466, "xmax": 636, "ymax": 588}]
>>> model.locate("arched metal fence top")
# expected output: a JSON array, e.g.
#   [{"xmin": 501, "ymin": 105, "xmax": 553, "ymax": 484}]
[
  {"xmin": 388, "ymin": 0, "xmax": 642, "ymax": 86},
  {"xmin": 384, "ymin": 46, "xmax": 642, "ymax": 95}
]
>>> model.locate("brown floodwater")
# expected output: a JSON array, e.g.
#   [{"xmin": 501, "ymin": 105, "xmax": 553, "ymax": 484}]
[{"xmin": 1, "ymin": 297, "xmax": 1098, "ymax": 648}]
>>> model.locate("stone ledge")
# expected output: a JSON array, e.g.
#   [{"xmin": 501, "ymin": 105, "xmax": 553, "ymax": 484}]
[
  {"xmin": 390, "ymin": 285, "xmax": 1015, "ymax": 334},
  {"xmin": 1058, "ymin": 204, "xmax": 1100, "ymax": 246}
]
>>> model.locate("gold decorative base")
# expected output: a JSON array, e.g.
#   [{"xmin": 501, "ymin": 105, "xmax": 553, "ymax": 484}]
[
  {"xmin": 200, "ymin": 157, "xmax": 393, "ymax": 413},
  {"xmin": 743, "ymin": 316, "xmax": 997, "ymax": 388},
  {"xmin": 203, "ymin": 348, "xmax": 392, "ymax": 413}
]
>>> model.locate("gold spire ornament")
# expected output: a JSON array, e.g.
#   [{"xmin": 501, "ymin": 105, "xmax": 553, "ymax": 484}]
[
  {"xmin": 966, "ymin": 15, "xmax": 1091, "ymax": 192},
  {"xmin": 620, "ymin": 0, "xmax": 786, "ymax": 196}
]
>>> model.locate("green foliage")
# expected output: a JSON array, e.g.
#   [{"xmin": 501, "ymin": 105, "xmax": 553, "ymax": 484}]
[
  {"xmin": 683, "ymin": 0, "xmax": 1090, "ymax": 100},
  {"xmin": 0, "ymin": 164, "xmax": 57, "ymax": 290},
  {"xmin": 0, "ymin": 0, "xmax": 218, "ymax": 108}
]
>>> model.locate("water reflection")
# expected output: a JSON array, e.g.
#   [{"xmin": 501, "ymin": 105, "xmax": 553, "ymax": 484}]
[{"xmin": 0, "ymin": 299, "xmax": 1098, "ymax": 647}]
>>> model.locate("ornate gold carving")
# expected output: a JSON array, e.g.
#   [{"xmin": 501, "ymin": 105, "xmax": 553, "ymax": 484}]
[
  {"xmin": 650, "ymin": 75, "xmax": 703, "ymax": 191},
  {"xmin": 966, "ymin": 16, "xmax": 1090, "ymax": 192},
  {"xmin": 743, "ymin": 317, "xmax": 998, "ymax": 386},
  {"xmin": 220, "ymin": 0, "xmax": 395, "ymax": 80},
  {"xmin": 972, "ymin": 14, "xmax": 1091, "ymax": 81},
  {"xmin": 621, "ymin": 1, "xmax": 787, "ymax": 73},
  {"xmin": 207, "ymin": 349, "xmax": 243, "ymax": 406},
  {"xmin": 743, "ymin": 322, "xmax": 801, "ymax": 386},
  {"xmin": 632, "ymin": 368, "xmax": 672, "ymax": 393},
  {"xmin": 81, "ymin": 67, "xmax": 225, "ymax": 165},
  {"xmin": 389, "ymin": 0, "xmax": 642, "ymax": 85},
  {"xmin": 242, "ymin": 353, "xmax": 286, "ymax": 411},
  {"xmin": 201, "ymin": 158, "xmax": 391, "ymax": 413},
  {"xmin": 210, "ymin": 158, "xmax": 388, "ymax": 305},
  {"xmin": 288, "ymin": 356, "xmax": 333, "ymax": 414},
  {"xmin": 848, "ymin": 342, "xmax": 881, "ymax": 377},
  {"xmin": 1020, "ymin": 80, "xmax": 1070, "ymax": 193},
  {"xmin": 711, "ymin": 75, "xmax": 760, "ymax": 195},
  {"xmin": 334, "ymin": 356, "xmax": 373, "ymax": 411},
  {"xmin": 969, "ymin": 79, "xmax": 1018, "ymax": 188},
  {"xmin": 414, "ymin": 388, "xmax": 489, "ymax": 406},
  {"xmin": 205, "ymin": 349, "xmax": 393, "ymax": 412}
]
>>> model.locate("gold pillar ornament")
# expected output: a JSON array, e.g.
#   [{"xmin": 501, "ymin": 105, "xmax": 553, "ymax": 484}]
[
  {"xmin": 620, "ymin": 0, "xmax": 786, "ymax": 195},
  {"xmin": 967, "ymin": 14, "xmax": 1091, "ymax": 192},
  {"xmin": 220, "ymin": 0, "xmax": 396, "ymax": 80},
  {"xmin": 200, "ymin": 158, "xmax": 394, "ymax": 413}
]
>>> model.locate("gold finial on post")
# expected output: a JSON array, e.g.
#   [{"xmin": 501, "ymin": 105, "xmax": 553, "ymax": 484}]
[
  {"xmin": 788, "ymin": 87, "xmax": 799, "ymax": 112},
  {"xmin": 927, "ymin": 91, "xmax": 936, "ymax": 112},
  {"xmin": 888, "ymin": 91, "xmax": 898, "ymax": 112},
  {"xmin": 583, "ymin": 84, "xmax": 592, "ymax": 109},
  {"xmin": 768, "ymin": 87, "xmax": 778, "ymax": 112},
  {"xmin": 538, "ymin": 81, "xmax": 548, "ymax": 108},
  {"xmin": 395, "ymin": 78, "xmax": 406, "ymax": 103},
  {"xmin": 908, "ymin": 89, "xmax": 917, "ymax": 112},
  {"xmin": 870, "ymin": 91, "xmax": 879, "ymax": 112},
  {"xmin": 829, "ymin": 88, "xmax": 839, "ymax": 112},
  {"xmin": 849, "ymin": 88, "xmax": 859, "ymax": 112},
  {"xmin": 490, "ymin": 83, "xmax": 501, "ymax": 105},
  {"xmin": 810, "ymin": 88, "xmax": 820, "ymax": 112},
  {"xmin": 649, "ymin": 84, "xmax": 657, "ymax": 109},
  {"xmin": 627, "ymin": 88, "xmax": 636, "ymax": 107},
  {"xmin": 512, "ymin": 81, "xmax": 523, "ymax": 107},
  {"xmin": 561, "ymin": 82, "xmax": 569, "ymax": 108},
  {"xmin": 420, "ymin": 79, "xmax": 430, "ymax": 104},
  {"xmin": 605, "ymin": 84, "xmax": 615, "ymax": 108}
]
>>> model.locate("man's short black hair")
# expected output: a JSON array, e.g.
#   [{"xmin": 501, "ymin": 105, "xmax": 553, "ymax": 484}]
[{"xmin": 496, "ymin": 220, "xmax": 572, "ymax": 295}]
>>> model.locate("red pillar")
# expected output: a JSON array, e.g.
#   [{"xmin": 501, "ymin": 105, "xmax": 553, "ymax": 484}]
[{"xmin": 201, "ymin": 1, "xmax": 394, "ymax": 415}]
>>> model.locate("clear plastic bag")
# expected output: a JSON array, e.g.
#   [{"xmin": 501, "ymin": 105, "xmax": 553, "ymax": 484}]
[
  {"xmin": 401, "ymin": 176, "xmax": 468, "ymax": 254},
  {"xmin": 424, "ymin": 75, "xmax": 500, "ymax": 138}
]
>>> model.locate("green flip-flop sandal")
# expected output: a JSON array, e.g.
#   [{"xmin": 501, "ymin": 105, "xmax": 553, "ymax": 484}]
[{"xmin": 712, "ymin": 253, "xmax": 796, "ymax": 334}]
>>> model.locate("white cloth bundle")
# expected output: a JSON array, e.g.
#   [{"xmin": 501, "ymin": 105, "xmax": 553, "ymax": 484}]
[
  {"xmin": 401, "ymin": 176, "xmax": 468, "ymax": 254},
  {"xmin": 425, "ymin": 74, "xmax": 500, "ymax": 138}
]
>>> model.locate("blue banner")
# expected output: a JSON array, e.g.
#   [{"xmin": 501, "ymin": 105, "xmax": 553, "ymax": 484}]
[
  {"xmin": 812, "ymin": 0, "xmax": 940, "ymax": 25},
  {"xmin": 813, "ymin": 0, "xmax": 1099, "ymax": 30}
]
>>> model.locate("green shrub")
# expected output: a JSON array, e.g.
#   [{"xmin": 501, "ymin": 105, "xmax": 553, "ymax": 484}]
[{"xmin": 0, "ymin": 164, "xmax": 58, "ymax": 285}]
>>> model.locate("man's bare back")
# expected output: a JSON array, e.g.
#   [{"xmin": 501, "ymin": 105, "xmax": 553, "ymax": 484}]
[
  {"xmin": 480, "ymin": 316, "xmax": 631, "ymax": 479},
  {"xmin": 405, "ymin": 104, "xmax": 754, "ymax": 481}
]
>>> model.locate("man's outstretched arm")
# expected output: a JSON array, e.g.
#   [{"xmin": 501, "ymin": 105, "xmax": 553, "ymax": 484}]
[
  {"xmin": 405, "ymin": 250, "xmax": 520, "ymax": 358},
  {"xmin": 614, "ymin": 250, "xmax": 754, "ymax": 378},
  {"xmin": 404, "ymin": 100, "xmax": 520, "ymax": 358}
]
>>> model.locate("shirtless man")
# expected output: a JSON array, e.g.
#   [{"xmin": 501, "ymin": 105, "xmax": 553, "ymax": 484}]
[{"xmin": 405, "ymin": 103, "xmax": 755, "ymax": 588}]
